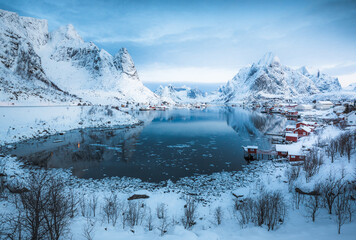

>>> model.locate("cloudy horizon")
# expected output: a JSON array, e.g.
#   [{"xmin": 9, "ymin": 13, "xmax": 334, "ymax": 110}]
[{"xmin": 1, "ymin": 0, "xmax": 355, "ymax": 87}]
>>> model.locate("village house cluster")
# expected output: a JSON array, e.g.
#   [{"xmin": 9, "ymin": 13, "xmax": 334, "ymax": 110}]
[{"xmin": 243, "ymin": 99, "xmax": 356, "ymax": 163}]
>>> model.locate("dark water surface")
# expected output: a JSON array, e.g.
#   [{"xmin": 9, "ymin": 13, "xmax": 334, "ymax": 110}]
[{"xmin": 9, "ymin": 107, "xmax": 284, "ymax": 182}]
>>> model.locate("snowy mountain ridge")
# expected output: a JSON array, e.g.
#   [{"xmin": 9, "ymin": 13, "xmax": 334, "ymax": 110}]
[
  {"xmin": 0, "ymin": 9, "xmax": 158, "ymax": 105},
  {"xmin": 155, "ymin": 85, "xmax": 211, "ymax": 104},
  {"xmin": 217, "ymin": 52, "xmax": 343, "ymax": 103}
]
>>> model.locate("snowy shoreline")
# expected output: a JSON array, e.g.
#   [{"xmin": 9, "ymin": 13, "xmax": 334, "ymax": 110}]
[{"xmin": 0, "ymin": 105, "xmax": 140, "ymax": 146}]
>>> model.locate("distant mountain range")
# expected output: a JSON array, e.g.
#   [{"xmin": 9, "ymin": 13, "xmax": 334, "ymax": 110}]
[
  {"xmin": 154, "ymin": 85, "xmax": 213, "ymax": 103},
  {"xmin": 0, "ymin": 9, "xmax": 354, "ymax": 106}
]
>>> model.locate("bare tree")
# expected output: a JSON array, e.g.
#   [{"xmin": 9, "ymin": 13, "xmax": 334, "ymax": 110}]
[
  {"xmin": 303, "ymin": 147, "xmax": 323, "ymax": 182},
  {"xmin": 68, "ymin": 190, "xmax": 79, "ymax": 218},
  {"xmin": 304, "ymin": 184, "xmax": 321, "ymax": 222},
  {"xmin": 334, "ymin": 190, "xmax": 349, "ymax": 234},
  {"xmin": 319, "ymin": 173, "xmax": 345, "ymax": 214},
  {"xmin": 82, "ymin": 219, "xmax": 95, "ymax": 240},
  {"xmin": 156, "ymin": 203, "xmax": 167, "ymax": 220},
  {"xmin": 88, "ymin": 194, "xmax": 98, "ymax": 217},
  {"xmin": 19, "ymin": 171, "xmax": 51, "ymax": 240},
  {"xmin": 102, "ymin": 193, "xmax": 120, "ymax": 226},
  {"xmin": 344, "ymin": 135, "xmax": 353, "ymax": 163},
  {"xmin": 43, "ymin": 177, "xmax": 72, "ymax": 240},
  {"xmin": 181, "ymin": 196, "xmax": 197, "ymax": 229},
  {"xmin": 214, "ymin": 206, "xmax": 223, "ymax": 225},
  {"xmin": 126, "ymin": 201, "xmax": 145, "ymax": 227},
  {"xmin": 79, "ymin": 196, "xmax": 88, "ymax": 217},
  {"xmin": 146, "ymin": 208, "xmax": 154, "ymax": 231},
  {"xmin": 326, "ymin": 140, "xmax": 338, "ymax": 163}
]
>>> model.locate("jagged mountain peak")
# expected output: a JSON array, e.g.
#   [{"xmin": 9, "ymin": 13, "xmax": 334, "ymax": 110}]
[
  {"xmin": 256, "ymin": 52, "xmax": 280, "ymax": 67},
  {"xmin": 114, "ymin": 48, "xmax": 138, "ymax": 77},
  {"xmin": 50, "ymin": 24, "xmax": 84, "ymax": 45}
]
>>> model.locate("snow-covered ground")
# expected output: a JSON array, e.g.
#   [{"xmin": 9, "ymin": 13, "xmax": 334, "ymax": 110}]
[
  {"xmin": 0, "ymin": 123, "xmax": 355, "ymax": 240},
  {"xmin": 0, "ymin": 106, "xmax": 139, "ymax": 145}
]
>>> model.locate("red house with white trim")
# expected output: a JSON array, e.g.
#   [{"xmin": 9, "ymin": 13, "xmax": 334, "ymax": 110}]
[
  {"xmin": 286, "ymin": 132, "xmax": 298, "ymax": 142},
  {"xmin": 246, "ymin": 146, "xmax": 258, "ymax": 154},
  {"xmin": 275, "ymin": 145, "xmax": 288, "ymax": 157},
  {"xmin": 293, "ymin": 126, "xmax": 312, "ymax": 137}
]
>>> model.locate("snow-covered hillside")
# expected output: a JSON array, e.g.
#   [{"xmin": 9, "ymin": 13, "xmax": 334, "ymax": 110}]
[
  {"xmin": 217, "ymin": 52, "xmax": 343, "ymax": 103},
  {"xmin": 0, "ymin": 9, "xmax": 158, "ymax": 105},
  {"xmin": 155, "ymin": 85, "xmax": 212, "ymax": 103}
]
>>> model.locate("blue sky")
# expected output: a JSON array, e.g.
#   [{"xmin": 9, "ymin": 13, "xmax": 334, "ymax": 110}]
[{"xmin": 1, "ymin": 0, "xmax": 356, "ymax": 87}]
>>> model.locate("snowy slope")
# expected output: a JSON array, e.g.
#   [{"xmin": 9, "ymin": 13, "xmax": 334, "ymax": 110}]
[
  {"xmin": 217, "ymin": 52, "xmax": 341, "ymax": 103},
  {"xmin": 0, "ymin": 9, "xmax": 80, "ymax": 105},
  {"xmin": 298, "ymin": 66, "xmax": 341, "ymax": 92},
  {"xmin": 344, "ymin": 83, "xmax": 356, "ymax": 92},
  {"xmin": 0, "ymin": 9, "xmax": 158, "ymax": 105},
  {"xmin": 155, "ymin": 85, "xmax": 211, "ymax": 103}
]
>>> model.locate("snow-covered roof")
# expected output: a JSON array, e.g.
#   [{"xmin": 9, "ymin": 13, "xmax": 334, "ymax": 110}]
[
  {"xmin": 275, "ymin": 144, "xmax": 289, "ymax": 152},
  {"xmin": 298, "ymin": 126, "xmax": 312, "ymax": 132},
  {"xmin": 286, "ymin": 133, "xmax": 298, "ymax": 137},
  {"xmin": 286, "ymin": 125, "xmax": 296, "ymax": 129},
  {"xmin": 317, "ymin": 101, "xmax": 333, "ymax": 105},
  {"xmin": 246, "ymin": 145, "xmax": 258, "ymax": 149},
  {"xmin": 299, "ymin": 121, "xmax": 317, "ymax": 126}
]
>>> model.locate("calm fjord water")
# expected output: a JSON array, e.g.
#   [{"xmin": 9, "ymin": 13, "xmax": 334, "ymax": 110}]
[{"xmin": 11, "ymin": 107, "xmax": 283, "ymax": 182}]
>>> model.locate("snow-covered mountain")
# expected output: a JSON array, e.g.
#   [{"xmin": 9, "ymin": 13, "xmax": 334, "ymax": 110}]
[
  {"xmin": 344, "ymin": 83, "xmax": 356, "ymax": 92},
  {"xmin": 217, "ymin": 52, "xmax": 342, "ymax": 103},
  {"xmin": 0, "ymin": 9, "xmax": 79, "ymax": 105},
  {"xmin": 155, "ymin": 85, "xmax": 210, "ymax": 103},
  {"xmin": 0, "ymin": 9, "xmax": 158, "ymax": 105},
  {"xmin": 298, "ymin": 66, "xmax": 341, "ymax": 92}
]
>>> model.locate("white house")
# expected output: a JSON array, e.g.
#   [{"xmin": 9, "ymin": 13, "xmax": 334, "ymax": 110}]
[
  {"xmin": 316, "ymin": 101, "xmax": 334, "ymax": 110},
  {"xmin": 346, "ymin": 111, "xmax": 356, "ymax": 126}
]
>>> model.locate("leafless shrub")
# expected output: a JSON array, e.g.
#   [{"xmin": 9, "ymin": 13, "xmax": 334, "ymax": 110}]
[
  {"xmin": 181, "ymin": 196, "xmax": 197, "ymax": 229},
  {"xmin": 102, "ymin": 193, "xmax": 120, "ymax": 226},
  {"xmin": 235, "ymin": 189, "xmax": 286, "ymax": 231},
  {"xmin": 155, "ymin": 202, "xmax": 169, "ymax": 235},
  {"xmin": 157, "ymin": 211, "xmax": 169, "ymax": 236},
  {"xmin": 156, "ymin": 203, "xmax": 167, "ymax": 220},
  {"xmin": 235, "ymin": 198, "xmax": 253, "ymax": 227},
  {"xmin": 214, "ymin": 206, "xmax": 223, "ymax": 225},
  {"xmin": 146, "ymin": 208, "xmax": 154, "ymax": 231},
  {"xmin": 89, "ymin": 194, "xmax": 98, "ymax": 217},
  {"xmin": 285, "ymin": 165, "xmax": 301, "ymax": 191},
  {"xmin": 82, "ymin": 218, "xmax": 96, "ymax": 240},
  {"xmin": 126, "ymin": 201, "xmax": 146, "ymax": 227}
]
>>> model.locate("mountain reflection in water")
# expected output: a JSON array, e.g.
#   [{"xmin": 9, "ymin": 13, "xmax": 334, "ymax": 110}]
[{"xmin": 10, "ymin": 107, "xmax": 285, "ymax": 182}]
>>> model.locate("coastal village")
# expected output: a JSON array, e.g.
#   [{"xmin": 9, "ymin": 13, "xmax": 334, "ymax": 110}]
[{"xmin": 243, "ymin": 100, "xmax": 356, "ymax": 163}]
